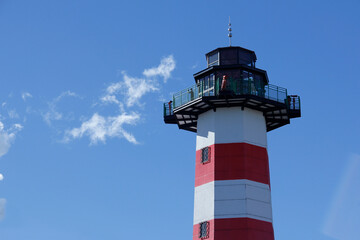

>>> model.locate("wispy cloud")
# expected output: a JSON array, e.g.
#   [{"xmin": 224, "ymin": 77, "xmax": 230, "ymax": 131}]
[
  {"xmin": 0, "ymin": 121, "xmax": 23, "ymax": 158},
  {"xmin": 0, "ymin": 173, "xmax": 3, "ymax": 181},
  {"xmin": 101, "ymin": 55, "xmax": 175, "ymax": 108},
  {"xmin": 191, "ymin": 62, "xmax": 199, "ymax": 69},
  {"xmin": 323, "ymin": 154, "xmax": 360, "ymax": 240},
  {"xmin": 42, "ymin": 108, "xmax": 62, "ymax": 126},
  {"xmin": 67, "ymin": 55, "xmax": 175, "ymax": 145},
  {"xmin": 54, "ymin": 91, "xmax": 78, "ymax": 102},
  {"xmin": 21, "ymin": 92, "xmax": 32, "ymax": 101},
  {"xmin": 143, "ymin": 55, "xmax": 175, "ymax": 83},
  {"xmin": 8, "ymin": 109, "xmax": 19, "ymax": 119},
  {"xmin": 0, "ymin": 198, "xmax": 6, "ymax": 221},
  {"xmin": 42, "ymin": 91, "xmax": 79, "ymax": 125},
  {"xmin": 104, "ymin": 71, "xmax": 159, "ymax": 108},
  {"xmin": 64, "ymin": 112, "xmax": 139, "ymax": 145},
  {"xmin": 100, "ymin": 95, "xmax": 121, "ymax": 105}
]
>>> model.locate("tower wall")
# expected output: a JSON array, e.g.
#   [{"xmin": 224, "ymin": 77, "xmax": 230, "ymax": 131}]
[{"xmin": 193, "ymin": 107, "xmax": 275, "ymax": 240}]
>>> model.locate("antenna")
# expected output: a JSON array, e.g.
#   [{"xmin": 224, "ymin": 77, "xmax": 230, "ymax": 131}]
[{"xmin": 228, "ymin": 16, "xmax": 232, "ymax": 47}]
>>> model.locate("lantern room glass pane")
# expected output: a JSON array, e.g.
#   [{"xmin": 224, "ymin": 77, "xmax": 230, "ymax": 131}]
[{"xmin": 208, "ymin": 52, "xmax": 219, "ymax": 67}]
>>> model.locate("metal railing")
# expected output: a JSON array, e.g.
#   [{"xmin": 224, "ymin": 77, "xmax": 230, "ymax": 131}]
[
  {"xmin": 286, "ymin": 95, "xmax": 301, "ymax": 111},
  {"xmin": 164, "ymin": 102, "xmax": 173, "ymax": 117},
  {"xmin": 164, "ymin": 78, "xmax": 299, "ymax": 116}
]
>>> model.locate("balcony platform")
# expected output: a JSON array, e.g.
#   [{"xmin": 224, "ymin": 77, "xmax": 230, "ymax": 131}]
[
  {"xmin": 164, "ymin": 77, "xmax": 301, "ymax": 132},
  {"xmin": 165, "ymin": 94, "xmax": 300, "ymax": 132}
]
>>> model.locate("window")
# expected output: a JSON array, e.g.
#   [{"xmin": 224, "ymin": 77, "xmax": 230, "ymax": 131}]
[
  {"xmin": 199, "ymin": 221, "xmax": 209, "ymax": 238},
  {"xmin": 201, "ymin": 147, "xmax": 210, "ymax": 164},
  {"xmin": 209, "ymin": 74, "xmax": 214, "ymax": 95},
  {"xmin": 207, "ymin": 52, "xmax": 219, "ymax": 67}
]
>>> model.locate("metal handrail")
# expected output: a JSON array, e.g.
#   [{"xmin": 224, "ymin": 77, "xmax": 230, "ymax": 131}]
[
  {"xmin": 164, "ymin": 78, "xmax": 299, "ymax": 117},
  {"xmin": 286, "ymin": 95, "xmax": 301, "ymax": 111}
]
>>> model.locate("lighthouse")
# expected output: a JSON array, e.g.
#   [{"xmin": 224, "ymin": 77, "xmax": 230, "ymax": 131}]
[{"xmin": 163, "ymin": 32, "xmax": 301, "ymax": 239}]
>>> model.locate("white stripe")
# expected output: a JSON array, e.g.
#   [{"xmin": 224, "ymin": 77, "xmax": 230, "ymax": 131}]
[
  {"xmin": 196, "ymin": 107, "xmax": 267, "ymax": 150},
  {"xmin": 193, "ymin": 180, "xmax": 273, "ymax": 224}
]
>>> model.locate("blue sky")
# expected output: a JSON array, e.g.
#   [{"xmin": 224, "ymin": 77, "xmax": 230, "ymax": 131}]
[{"xmin": 0, "ymin": 0, "xmax": 359, "ymax": 239}]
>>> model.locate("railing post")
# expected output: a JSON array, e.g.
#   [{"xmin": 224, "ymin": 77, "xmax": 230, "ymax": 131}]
[
  {"xmin": 202, "ymin": 80, "xmax": 204, "ymax": 97},
  {"xmin": 240, "ymin": 79, "xmax": 243, "ymax": 95},
  {"xmin": 181, "ymin": 90, "xmax": 183, "ymax": 106}
]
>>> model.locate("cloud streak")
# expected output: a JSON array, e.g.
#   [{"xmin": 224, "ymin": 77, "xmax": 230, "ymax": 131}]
[
  {"xmin": 323, "ymin": 154, "xmax": 360, "ymax": 240},
  {"xmin": 101, "ymin": 55, "xmax": 175, "ymax": 108},
  {"xmin": 0, "ymin": 198, "xmax": 5, "ymax": 221},
  {"xmin": 104, "ymin": 72, "xmax": 159, "ymax": 108},
  {"xmin": 0, "ymin": 121, "xmax": 23, "ymax": 158},
  {"xmin": 143, "ymin": 55, "xmax": 175, "ymax": 83},
  {"xmin": 64, "ymin": 112, "xmax": 140, "ymax": 145},
  {"xmin": 67, "ymin": 55, "xmax": 175, "ymax": 145},
  {"xmin": 42, "ymin": 91, "xmax": 79, "ymax": 125},
  {"xmin": 21, "ymin": 92, "xmax": 32, "ymax": 101}
]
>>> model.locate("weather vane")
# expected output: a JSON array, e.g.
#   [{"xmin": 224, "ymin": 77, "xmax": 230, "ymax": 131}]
[{"xmin": 228, "ymin": 16, "xmax": 232, "ymax": 46}]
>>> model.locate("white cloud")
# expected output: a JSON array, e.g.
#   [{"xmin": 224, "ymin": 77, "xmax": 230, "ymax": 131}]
[
  {"xmin": 0, "ymin": 124, "xmax": 15, "ymax": 153},
  {"xmin": 54, "ymin": 91, "xmax": 78, "ymax": 102},
  {"xmin": 103, "ymin": 72, "xmax": 159, "ymax": 107},
  {"xmin": 102, "ymin": 55, "xmax": 175, "ymax": 108},
  {"xmin": 100, "ymin": 95, "xmax": 125, "ymax": 112},
  {"xmin": 101, "ymin": 73, "xmax": 158, "ymax": 108},
  {"xmin": 13, "ymin": 123, "xmax": 23, "ymax": 130},
  {"xmin": 67, "ymin": 55, "xmax": 175, "ymax": 145},
  {"xmin": 8, "ymin": 109, "xmax": 19, "ymax": 119},
  {"xmin": 42, "ymin": 91, "xmax": 79, "ymax": 125},
  {"xmin": 122, "ymin": 72, "xmax": 159, "ymax": 107},
  {"xmin": 143, "ymin": 55, "xmax": 176, "ymax": 82},
  {"xmin": 0, "ymin": 173, "xmax": 3, "ymax": 181},
  {"xmin": 65, "ymin": 112, "xmax": 140, "ymax": 145},
  {"xmin": 106, "ymin": 82, "xmax": 122, "ymax": 95},
  {"xmin": 0, "ymin": 198, "xmax": 6, "ymax": 221},
  {"xmin": 42, "ymin": 107, "xmax": 62, "ymax": 126},
  {"xmin": 0, "ymin": 122, "xmax": 23, "ymax": 158},
  {"xmin": 21, "ymin": 92, "xmax": 32, "ymax": 101},
  {"xmin": 101, "ymin": 95, "xmax": 120, "ymax": 105}
]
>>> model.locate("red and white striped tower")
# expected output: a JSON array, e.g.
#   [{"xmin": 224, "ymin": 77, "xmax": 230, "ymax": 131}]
[
  {"xmin": 164, "ymin": 45, "xmax": 301, "ymax": 239},
  {"xmin": 193, "ymin": 107, "xmax": 273, "ymax": 239}
]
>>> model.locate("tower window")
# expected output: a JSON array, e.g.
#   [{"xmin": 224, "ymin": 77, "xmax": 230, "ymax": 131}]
[
  {"xmin": 201, "ymin": 147, "xmax": 210, "ymax": 164},
  {"xmin": 199, "ymin": 221, "xmax": 209, "ymax": 238},
  {"xmin": 207, "ymin": 52, "xmax": 219, "ymax": 67}
]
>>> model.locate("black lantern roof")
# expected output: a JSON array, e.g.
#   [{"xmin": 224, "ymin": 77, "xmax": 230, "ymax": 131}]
[
  {"xmin": 194, "ymin": 46, "xmax": 268, "ymax": 85},
  {"xmin": 205, "ymin": 46, "xmax": 257, "ymax": 67}
]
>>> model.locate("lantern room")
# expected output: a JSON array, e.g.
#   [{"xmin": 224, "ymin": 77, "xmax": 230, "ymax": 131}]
[{"xmin": 164, "ymin": 46, "xmax": 301, "ymax": 132}]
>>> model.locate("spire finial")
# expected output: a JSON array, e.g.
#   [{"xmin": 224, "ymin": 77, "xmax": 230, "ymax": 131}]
[{"xmin": 228, "ymin": 16, "xmax": 232, "ymax": 47}]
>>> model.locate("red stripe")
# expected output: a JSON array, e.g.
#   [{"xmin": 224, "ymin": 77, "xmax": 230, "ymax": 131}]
[
  {"xmin": 193, "ymin": 218, "xmax": 274, "ymax": 240},
  {"xmin": 195, "ymin": 143, "xmax": 270, "ymax": 187}
]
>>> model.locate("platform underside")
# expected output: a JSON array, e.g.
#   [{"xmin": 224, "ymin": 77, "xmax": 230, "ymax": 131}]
[{"xmin": 164, "ymin": 94, "xmax": 301, "ymax": 132}]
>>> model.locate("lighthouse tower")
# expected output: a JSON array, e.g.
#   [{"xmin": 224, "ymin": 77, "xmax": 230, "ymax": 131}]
[{"xmin": 163, "ymin": 34, "xmax": 301, "ymax": 239}]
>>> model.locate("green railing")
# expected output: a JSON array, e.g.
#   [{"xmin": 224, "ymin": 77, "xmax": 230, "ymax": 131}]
[{"xmin": 164, "ymin": 78, "xmax": 298, "ymax": 116}]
